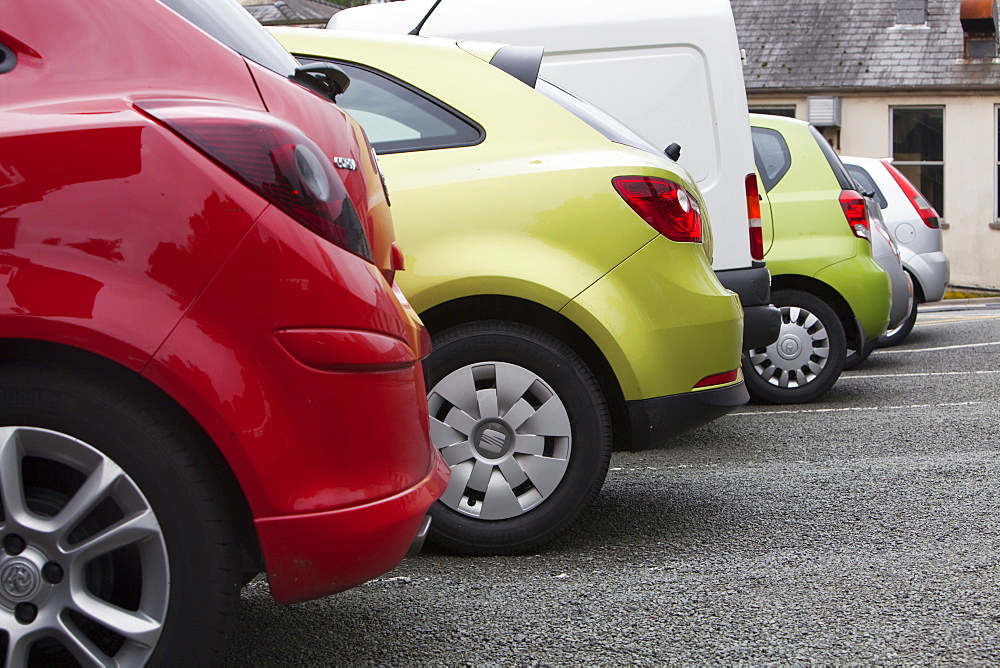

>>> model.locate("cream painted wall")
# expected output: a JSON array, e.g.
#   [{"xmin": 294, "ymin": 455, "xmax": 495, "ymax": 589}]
[{"xmin": 749, "ymin": 92, "xmax": 1000, "ymax": 289}]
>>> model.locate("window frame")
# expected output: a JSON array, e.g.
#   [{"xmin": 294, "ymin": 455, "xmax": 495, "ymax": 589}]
[
  {"xmin": 890, "ymin": 105, "xmax": 945, "ymax": 219},
  {"xmin": 748, "ymin": 106, "xmax": 797, "ymax": 119},
  {"xmin": 296, "ymin": 56, "xmax": 485, "ymax": 154},
  {"xmin": 994, "ymin": 104, "xmax": 1000, "ymax": 229}
]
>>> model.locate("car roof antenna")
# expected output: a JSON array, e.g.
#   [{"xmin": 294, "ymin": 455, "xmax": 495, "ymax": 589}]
[{"xmin": 410, "ymin": 0, "xmax": 444, "ymax": 35}]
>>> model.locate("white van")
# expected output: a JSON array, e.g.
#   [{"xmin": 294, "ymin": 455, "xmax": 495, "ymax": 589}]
[{"xmin": 328, "ymin": 0, "xmax": 780, "ymax": 351}]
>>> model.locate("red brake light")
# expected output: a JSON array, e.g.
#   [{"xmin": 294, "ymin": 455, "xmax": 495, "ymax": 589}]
[
  {"xmin": 839, "ymin": 189, "xmax": 870, "ymax": 241},
  {"xmin": 613, "ymin": 176, "xmax": 702, "ymax": 242},
  {"xmin": 694, "ymin": 369, "xmax": 740, "ymax": 388},
  {"xmin": 882, "ymin": 160, "xmax": 941, "ymax": 229},
  {"xmin": 138, "ymin": 101, "xmax": 373, "ymax": 263},
  {"xmin": 746, "ymin": 173, "xmax": 764, "ymax": 261}
]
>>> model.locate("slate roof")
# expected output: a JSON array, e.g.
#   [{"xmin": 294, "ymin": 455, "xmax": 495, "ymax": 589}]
[
  {"xmin": 731, "ymin": 0, "xmax": 1000, "ymax": 92},
  {"xmin": 242, "ymin": 0, "xmax": 343, "ymax": 25}
]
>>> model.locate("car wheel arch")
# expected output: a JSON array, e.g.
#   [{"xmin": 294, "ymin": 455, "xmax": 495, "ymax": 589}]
[
  {"xmin": 419, "ymin": 295, "xmax": 632, "ymax": 450},
  {"xmin": 768, "ymin": 274, "xmax": 861, "ymax": 347},
  {"xmin": 903, "ymin": 267, "xmax": 927, "ymax": 303},
  {"xmin": 0, "ymin": 338, "xmax": 262, "ymax": 574}
]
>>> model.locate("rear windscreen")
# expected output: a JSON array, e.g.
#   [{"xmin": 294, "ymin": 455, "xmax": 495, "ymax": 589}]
[
  {"xmin": 535, "ymin": 79, "xmax": 662, "ymax": 157},
  {"xmin": 845, "ymin": 164, "xmax": 888, "ymax": 209}
]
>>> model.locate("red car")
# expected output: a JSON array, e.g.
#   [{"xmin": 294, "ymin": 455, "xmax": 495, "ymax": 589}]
[{"xmin": 0, "ymin": 0, "xmax": 447, "ymax": 664}]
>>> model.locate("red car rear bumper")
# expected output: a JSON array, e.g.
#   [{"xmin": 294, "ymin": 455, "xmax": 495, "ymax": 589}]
[{"xmin": 256, "ymin": 453, "xmax": 449, "ymax": 604}]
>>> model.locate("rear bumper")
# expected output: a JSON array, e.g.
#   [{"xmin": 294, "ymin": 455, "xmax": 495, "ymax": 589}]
[
  {"xmin": 256, "ymin": 454, "xmax": 449, "ymax": 604},
  {"xmin": 902, "ymin": 250, "xmax": 950, "ymax": 303},
  {"xmin": 626, "ymin": 380, "xmax": 749, "ymax": 451},
  {"xmin": 716, "ymin": 265, "xmax": 781, "ymax": 351}
]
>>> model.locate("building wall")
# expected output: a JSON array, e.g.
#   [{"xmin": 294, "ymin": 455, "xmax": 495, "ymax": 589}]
[{"xmin": 749, "ymin": 91, "xmax": 1000, "ymax": 290}]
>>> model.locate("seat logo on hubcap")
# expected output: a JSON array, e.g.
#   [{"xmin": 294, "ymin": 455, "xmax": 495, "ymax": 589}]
[
  {"xmin": 479, "ymin": 428, "xmax": 506, "ymax": 455},
  {"xmin": 1, "ymin": 559, "xmax": 40, "ymax": 601},
  {"xmin": 474, "ymin": 421, "xmax": 513, "ymax": 458}
]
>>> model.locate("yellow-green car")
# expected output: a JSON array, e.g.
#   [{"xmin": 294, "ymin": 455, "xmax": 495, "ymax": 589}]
[
  {"xmin": 747, "ymin": 114, "xmax": 891, "ymax": 404},
  {"xmin": 274, "ymin": 28, "xmax": 747, "ymax": 555}
]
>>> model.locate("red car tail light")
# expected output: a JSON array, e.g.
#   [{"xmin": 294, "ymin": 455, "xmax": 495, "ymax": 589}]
[
  {"xmin": 138, "ymin": 101, "xmax": 373, "ymax": 263},
  {"xmin": 882, "ymin": 160, "xmax": 941, "ymax": 229},
  {"xmin": 613, "ymin": 176, "xmax": 702, "ymax": 243},
  {"xmin": 694, "ymin": 369, "xmax": 740, "ymax": 388},
  {"xmin": 839, "ymin": 189, "xmax": 870, "ymax": 241},
  {"xmin": 745, "ymin": 173, "xmax": 764, "ymax": 261}
]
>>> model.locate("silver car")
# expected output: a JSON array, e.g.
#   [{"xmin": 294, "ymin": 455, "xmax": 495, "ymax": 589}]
[
  {"xmin": 845, "ymin": 196, "xmax": 913, "ymax": 368},
  {"xmin": 842, "ymin": 156, "xmax": 950, "ymax": 345}
]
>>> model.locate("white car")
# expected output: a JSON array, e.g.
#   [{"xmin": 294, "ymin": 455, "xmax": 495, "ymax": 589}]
[{"xmin": 842, "ymin": 156, "xmax": 950, "ymax": 345}]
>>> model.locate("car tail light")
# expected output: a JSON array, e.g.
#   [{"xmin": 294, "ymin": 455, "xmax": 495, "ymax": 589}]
[
  {"xmin": 882, "ymin": 160, "xmax": 941, "ymax": 229},
  {"xmin": 694, "ymin": 369, "xmax": 739, "ymax": 388},
  {"xmin": 839, "ymin": 189, "xmax": 870, "ymax": 241},
  {"xmin": 745, "ymin": 173, "xmax": 764, "ymax": 261},
  {"xmin": 613, "ymin": 176, "xmax": 702, "ymax": 243},
  {"xmin": 137, "ymin": 101, "xmax": 373, "ymax": 263}
]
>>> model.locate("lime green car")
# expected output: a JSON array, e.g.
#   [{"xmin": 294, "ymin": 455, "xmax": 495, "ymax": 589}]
[
  {"xmin": 747, "ymin": 114, "xmax": 891, "ymax": 403},
  {"xmin": 274, "ymin": 28, "xmax": 746, "ymax": 555}
]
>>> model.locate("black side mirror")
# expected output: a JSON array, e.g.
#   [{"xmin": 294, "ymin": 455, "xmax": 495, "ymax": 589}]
[
  {"xmin": 293, "ymin": 63, "xmax": 351, "ymax": 102},
  {"xmin": 664, "ymin": 142, "xmax": 682, "ymax": 161}
]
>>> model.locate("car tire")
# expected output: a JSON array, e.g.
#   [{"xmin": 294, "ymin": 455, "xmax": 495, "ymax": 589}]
[
  {"xmin": 0, "ymin": 363, "xmax": 241, "ymax": 666},
  {"xmin": 424, "ymin": 321, "xmax": 612, "ymax": 555},
  {"xmin": 877, "ymin": 292, "xmax": 918, "ymax": 347},
  {"xmin": 742, "ymin": 289, "xmax": 846, "ymax": 404},
  {"xmin": 843, "ymin": 336, "xmax": 877, "ymax": 370}
]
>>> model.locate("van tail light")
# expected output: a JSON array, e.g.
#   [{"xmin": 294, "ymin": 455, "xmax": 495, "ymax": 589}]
[
  {"xmin": 613, "ymin": 176, "xmax": 702, "ymax": 242},
  {"xmin": 840, "ymin": 189, "xmax": 870, "ymax": 241},
  {"xmin": 137, "ymin": 101, "xmax": 373, "ymax": 263},
  {"xmin": 745, "ymin": 173, "xmax": 764, "ymax": 261},
  {"xmin": 882, "ymin": 161, "xmax": 941, "ymax": 229}
]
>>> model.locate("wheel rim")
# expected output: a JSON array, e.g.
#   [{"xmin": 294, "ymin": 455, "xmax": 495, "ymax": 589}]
[
  {"xmin": 747, "ymin": 304, "xmax": 832, "ymax": 388},
  {"xmin": 428, "ymin": 362, "xmax": 571, "ymax": 520},
  {"xmin": 0, "ymin": 427, "xmax": 168, "ymax": 667}
]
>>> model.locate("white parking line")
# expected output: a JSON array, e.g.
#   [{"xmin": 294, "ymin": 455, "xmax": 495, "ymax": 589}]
[
  {"xmin": 840, "ymin": 369, "xmax": 1000, "ymax": 380},
  {"xmin": 871, "ymin": 340, "xmax": 1000, "ymax": 355},
  {"xmin": 729, "ymin": 401, "xmax": 983, "ymax": 417},
  {"xmin": 915, "ymin": 314, "xmax": 1000, "ymax": 326},
  {"xmin": 922, "ymin": 302, "xmax": 999, "ymax": 312}
]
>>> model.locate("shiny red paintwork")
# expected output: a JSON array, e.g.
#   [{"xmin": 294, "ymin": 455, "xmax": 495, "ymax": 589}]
[{"xmin": 0, "ymin": 0, "xmax": 446, "ymax": 604}]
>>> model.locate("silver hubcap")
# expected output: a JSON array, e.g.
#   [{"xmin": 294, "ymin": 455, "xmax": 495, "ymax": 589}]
[
  {"xmin": 0, "ymin": 427, "xmax": 168, "ymax": 666},
  {"xmin": 428, "ymin": 362, "xmax": 571, "ymax": 520},
  {"xmin": 748, "ymin": 305, "xmax": 831, "ymax": 388}
]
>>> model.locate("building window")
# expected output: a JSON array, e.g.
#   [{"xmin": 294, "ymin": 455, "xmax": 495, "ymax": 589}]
[
  {"xmin": 995, "ymin": 106, "xmax": 1000, "ymax": 228},
  {"xmin": 961, "ymin": 1, "xmax": 998, "ymax": 59},
  {"xmin": 749, "ymin": 106, "xmax": 796, "ymax": 118},
  {"xmin": 892, "ymin": 107, "xmax": 944, "ymax": 218}
]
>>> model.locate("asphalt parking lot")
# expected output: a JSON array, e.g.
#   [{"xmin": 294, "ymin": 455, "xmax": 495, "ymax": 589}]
[{"xmin": 223, "ymin": 299, "xmax": 1000, "ymax": 665}]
